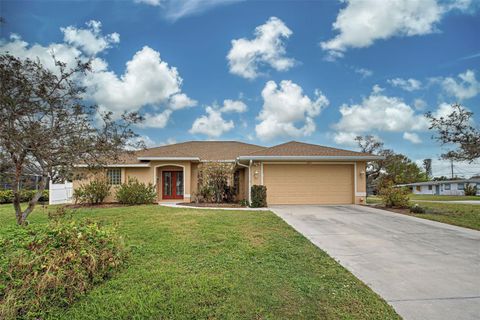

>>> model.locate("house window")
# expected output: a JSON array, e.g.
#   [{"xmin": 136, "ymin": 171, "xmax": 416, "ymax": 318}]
[
  {"xmin": 416, "ymin": 186, "xmax": 421, "ymax": 192},
  {"xmin": 458, "ymin": 183, "xmax": 465, "ymax": 190},
  {"xmin": 428, "ymin": 185, "xmax": 433, "ymax": 190},
  {"xmin": 107, "ymin": 168, "xmax": 122, "ymax": 185},
  {"xmin": 444, "ymin": 183, "xmax": 451, "ymax": 190},
  {"xmin": 233, "ymin": 171, "xmax": 240, "ymax": 195}
]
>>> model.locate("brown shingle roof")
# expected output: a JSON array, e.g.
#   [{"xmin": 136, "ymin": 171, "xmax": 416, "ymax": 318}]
[
  {"xmin": 101, "ymin": 140, "xmax": 376, "ymax": 165},
  {"xmin": 134, "ymin": 141, "xmax": 266, "ymax": 162},
  {"xmin": 242, "ymin": 141, "xmax": 373, "ymax": 157}
]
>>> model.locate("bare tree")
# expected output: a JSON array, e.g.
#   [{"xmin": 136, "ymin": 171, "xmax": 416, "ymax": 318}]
[
  {"xmin": 426, "ymin": 104, "xmax": 480, "ymax": 162},
  {"xmin": 0, "ymin": 54, "xmax": 143, "ymax": 225}
]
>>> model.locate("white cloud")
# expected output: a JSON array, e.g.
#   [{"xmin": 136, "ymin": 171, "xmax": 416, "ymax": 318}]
[
  {"xmin": 227, "ymin": 17, "xmax": 295, "ymax": 79},
  {"xmin": 134, "ymin": 0, "xmax": 162, "ymax": 6},
  {"xmin": 1, "ymin": 22, "xmax": 195, "ymax": 129},
  {"xmin": 333, "ymin": 88, "xmax": 430, "ymax": 145},
  {"xmin": 439, "ymin": 69, "xmax": 480, "ymax": 100},
  {"xmin": 61, "ymin": 20, "xmax": 120, "ymax": 55},
  {"xmin": 320, "ymin": 0, "xmax": 472, "ymax": 59},
  {"xmin": 190, "ymin": 106, "xmax": 234, "ymax": 138},
  {"xmin": 333, "ymin": 131, "xmax": 359, "ymax": 146},
  {"xmin": 403, "ymin": 132, "xmax": 422, "ymax": 144},
  {"xmin": 220, "ymin": 99, "xmax": 247, "ymax": 113},
  {"xmin": 141, "ymin": 110, "xmax": 173, "ymax": 128},
  {"xmin": 255, "ymin": 80, "xmax": 329, "ymax": 141},
  {"xmin": 85, "ymin": 46, "xmax": 194, "ymax": 117},
  {"xmin": 135, "ymin": 0, "xmax": 242, "ymax": 21},
  {"xmin": 414, "ymin": 98, "xmax": 427, "ymax": 110},
  {"xmin": 354, "ymin": 67, "xmax": 373, "ymax": 78},
  {"xmin": 168, "ymin": 93, "xmax": 197, "ymax": 110},
  {"xmin": 388, "ymin": 77, "xmax": 422, "ymax": 91}
]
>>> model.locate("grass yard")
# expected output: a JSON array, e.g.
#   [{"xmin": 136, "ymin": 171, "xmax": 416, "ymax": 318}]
[
  {"xmin": 408, "ymin": 202, "xmax": 480, "ymax": 230},
  {"xmin": 408, "ymin": 194, "xmax": 480, "ymax": 201},
  {"xmin": 0, "ymin": 204, "xmax": 399, "ymax": 320},
  {"xmin": 367, "ymin": 196, "xmax": 480, "ymax": 230}
]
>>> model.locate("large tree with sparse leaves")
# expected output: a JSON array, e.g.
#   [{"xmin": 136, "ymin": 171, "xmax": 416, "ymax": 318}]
[
  {"xmin": 426, "ymin": 104, "xmax": 479, "ymax": 162},
  {"xmin": 0, "ymin": 54, "xmax": 143, "ymax": 225}
]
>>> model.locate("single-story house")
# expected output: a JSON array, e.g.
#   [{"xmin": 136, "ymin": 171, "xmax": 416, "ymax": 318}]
[
  {"xmin": 74, "ymin": 141, "xmax": 382, "ymax": 205},
  {"xmin": 397, "ymin": 179, "xmax": 480, "ymax": 196}
]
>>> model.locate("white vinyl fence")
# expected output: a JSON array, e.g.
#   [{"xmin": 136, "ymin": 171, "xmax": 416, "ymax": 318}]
[{"xmin": 49, "ymin": 181, "xmax": 73, "ymax": 205}]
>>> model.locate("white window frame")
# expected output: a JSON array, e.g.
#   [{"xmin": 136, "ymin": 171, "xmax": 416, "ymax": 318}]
[{"xmin": 107, "ymin": 168, "xmax": 122, "ymax": 185}]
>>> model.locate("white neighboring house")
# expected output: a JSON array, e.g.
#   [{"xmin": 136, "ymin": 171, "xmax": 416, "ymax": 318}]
[{"xmin": 397, "ymin": 179, "xmax": 480, "ymax": 196}]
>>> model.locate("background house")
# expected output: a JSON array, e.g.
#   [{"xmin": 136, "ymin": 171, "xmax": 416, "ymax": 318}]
[{"xmin": 398, "ymin": 179, "xmax": 480, "ymax": 196}]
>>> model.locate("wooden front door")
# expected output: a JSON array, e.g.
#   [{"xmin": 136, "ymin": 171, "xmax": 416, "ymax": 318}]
[{"xmin": 162, "ymin": 171, "xmax": 184, "ymax": 199}]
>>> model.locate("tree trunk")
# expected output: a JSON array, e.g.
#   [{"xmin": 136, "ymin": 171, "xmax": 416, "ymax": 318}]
[
  {"xmin": 13, "ymin": 163, "xmax": 23, "ymax": 225},
  {"xmin": 18, "ymin": 174, "xmax": 48, "ymax": 225}
]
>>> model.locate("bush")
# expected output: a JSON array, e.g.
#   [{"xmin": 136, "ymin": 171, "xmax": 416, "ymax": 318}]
[
  {"xmin": 197, "ymin": 163, "xmax": 235, "ymax": 203},
  {"xmin": 251, "ymin": 185, "xmax": 267, "ymax": 208},
  {"xmin": 0, "ymin": 215, "xmax": 127, "ymax": 319},
  {"xmin": 239, "ymin": 199, "xmax": 249, "ymax": 207},
  {"xmin": 0, "ymin": 190, "xmax": 49, "ymax": 204},
  {"xmin": 410, "ymin": 204, "xmax": 426, "ymax": 214},
  {"xmin": 378, "ymin": 185, "xmax": 410, "ymax": 208},
  {"xmin": 464, "ymin": 184, "xmax": 478, "ymax": 196},
  {"xmin": 73, "ymin": 176, "xmax": 110, "ymax": 205},
  {"xmin": 115, "ymin": 178, "xmax": 156, "ymax": 205}
]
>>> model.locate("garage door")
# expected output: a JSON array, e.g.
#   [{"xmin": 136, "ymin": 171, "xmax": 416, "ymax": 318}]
[{"xmin": 263, "ymin": 164, "xmax": 354, "ymax": 205}]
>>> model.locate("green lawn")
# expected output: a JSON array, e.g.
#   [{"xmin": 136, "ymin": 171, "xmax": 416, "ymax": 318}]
[
  {"xmin": 408, "ymin": 202, "xmax": 480, "ymax": 230},
  {"xmin": 409, "ymin": 194, "xmax": 480, "ymax": 201},
  {"xmin": 0, "ymin": 204, "xmax": 399, "ymax": 320},
  {"xmin": 367, "ymin": 196, "xmax": 480, "ymax": 230}
]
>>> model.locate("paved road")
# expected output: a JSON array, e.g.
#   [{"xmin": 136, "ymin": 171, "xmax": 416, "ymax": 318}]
[{"xmin": 271, "ymin": 205, "xmax": 480, "ymax": 320}]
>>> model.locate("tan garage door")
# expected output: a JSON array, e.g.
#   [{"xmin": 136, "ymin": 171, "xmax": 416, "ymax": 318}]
[{"xmin": 263, "ymin": 164, "xmax": 354, "ymax": 205}]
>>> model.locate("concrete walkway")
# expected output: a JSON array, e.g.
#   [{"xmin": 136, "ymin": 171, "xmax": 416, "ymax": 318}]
[{"xmin": 271, "ymin": 205, "xmax": 480, "ymax": 320}]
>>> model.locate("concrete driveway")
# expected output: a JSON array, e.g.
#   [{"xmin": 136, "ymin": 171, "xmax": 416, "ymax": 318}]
[{"xmin": 271, "ymin": 205, "xmax": 480, "ymax": 320}]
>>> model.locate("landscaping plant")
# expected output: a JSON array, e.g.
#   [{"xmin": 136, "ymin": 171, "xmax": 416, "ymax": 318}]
[
  {"xmin": 378, "ymin": 184, "xmax": 410, "ymax": 208},
  {"xmin": 197, "ymin": 162, "xmax": 235, "ymax": 203},
  {"xmin": 0, "ymin": 210, "xmax": 127, "ymax": 319},
  {"xmin": 464, "ymin": 184, "xmax": 478, "ymax": 196},
  {"xmin": 73, "ymin": 176, "xmax": 111, "ymax": 205},
  {"xmin": 251, "ymin": 185, "xmax": 267, "ymax": 208},
  {"xmin": 410, "ymin": 204, "xmax": 426, "ymax": 214},
  {"xmin": 0, "ymin": 190, "xmax": 48, "ymax": 204},
  {"xmin": 116, "ymin": 178, "xmax": 156, "ymax": 205}
]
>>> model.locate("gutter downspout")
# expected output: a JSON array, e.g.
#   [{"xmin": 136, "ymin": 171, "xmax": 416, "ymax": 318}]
[{"xmin": 235, "ymin": 159, "xmax": 251, "ymax": 204}]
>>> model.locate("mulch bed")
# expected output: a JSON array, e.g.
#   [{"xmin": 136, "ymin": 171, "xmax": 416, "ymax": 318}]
[
  {"xmin": 180, "ymin": 202, "xmax": 247, "ymax": 208},
  {"xmin": 365, "ymin": 204, "xmax": 411, "ymax": 215}
]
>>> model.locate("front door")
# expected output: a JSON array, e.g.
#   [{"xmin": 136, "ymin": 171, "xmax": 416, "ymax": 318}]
[{"xmin": 162, "ymin": 171, "xmax": 184, "ymax": 199}]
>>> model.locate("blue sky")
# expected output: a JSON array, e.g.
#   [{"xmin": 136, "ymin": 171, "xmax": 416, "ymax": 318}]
[{"xmin": 1, "ymin": 0, "xmax": 479, "ymax": 177}]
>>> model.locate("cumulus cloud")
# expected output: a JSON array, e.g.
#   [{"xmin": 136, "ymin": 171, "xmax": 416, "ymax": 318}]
[
  {"xmin": 388, "ymin": 77, "xmax": 422, "ymax": 91},
  {"xmin": 227, "ymin": 17, "xmax": 295, "ymax": 79},
  {"xmin": 134, "ymin": 0, "xmax": 162, "ymax": 6},
  {"xmin": 320, "ymin": 0, "xmax": 472, "ymax": 59},
  {"xmin": 354, "ymin": 67, "xmax": 373, "ymax": 78},
  {"xmin": 255, "ymin": 80, "xmax": 329, "ymax": 141},
  {"xmin": 438, "ymin": 69, "xmax": 480, "ymax": 100},
  {"xmin": 414, "ymin": 98, "xmax": 427, "ymax": 110},
  {"xmin": 141, "ymin": 110, "xmax": 173, "ymax": 128},
  {"xmin": 403, "ymin": 132, "xmax": 422, "ymax": 144},
  {"xmin": 189, "ymin": 106, "xmax": 234, "ymax": 138},
  {"xmin": 220, "ymin": 99, "xmax": 247, "ymax": 113},
  {"xmin": 61, "ymin": 20, "xmax": 120, "ymax": 55},
  {"xmin": 0, "ymin": 21, "xmax": 195, "ymax": 128},
  {"xmin": 333, "ymin": 88, "xmax": 429, "ymax": 145}
]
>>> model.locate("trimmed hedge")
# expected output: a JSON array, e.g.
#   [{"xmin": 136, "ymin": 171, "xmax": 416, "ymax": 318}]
[
  {"xmin": 251, "ymin": 185, "xmax": 267, "ymax": 208},
  {"xmin": 0, "ymin": 190, "xmax": 49, "ymax": 204},
  {"xmin": 0, "ymin": 214, "xmax": 127, "ymax": 319}
]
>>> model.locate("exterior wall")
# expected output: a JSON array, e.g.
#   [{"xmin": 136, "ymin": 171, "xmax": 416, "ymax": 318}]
[
  {"xmin": 355, "ymin": 161, "xmax": 367, "ymax": 204},
  {"xmin": 190, "ymin": 163, "xmax": 199, "ymax": 201},
  {"xmin": 236, "ymin": 168, "xmax": 246, "ymax": 201},
  {"xmin": 256, "ymin": 161, "xmax": 366, "ymax": 205},
  {"xmin": 412, "ymin": 185, "xmax": 435, "ymax": 195},
  {"xmin": 73, "ymin": 161, "xmax": 193, "ymax": 203}
]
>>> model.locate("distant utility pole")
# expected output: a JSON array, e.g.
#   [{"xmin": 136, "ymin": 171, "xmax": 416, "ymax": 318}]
[
  {"xmin": 451, "ymin": 159, "xmax": 454, "ymax": 179},
  {"xmin": 423, "ymin": 159, "xmax": 432, "ymax": 179}
]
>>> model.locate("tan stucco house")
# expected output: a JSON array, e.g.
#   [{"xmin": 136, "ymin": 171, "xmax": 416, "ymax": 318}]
[{"xmin": 74, "ymin": 141, "xmax": 382, "ymax": 205}]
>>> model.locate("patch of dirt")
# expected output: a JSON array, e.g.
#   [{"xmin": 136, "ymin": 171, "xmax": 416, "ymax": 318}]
[{"xmin": 181, "ymin": 202, "xmax": 247, "ymax": 208}]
